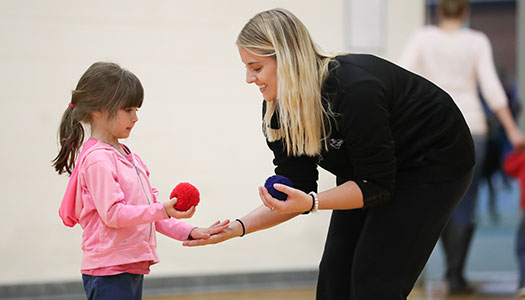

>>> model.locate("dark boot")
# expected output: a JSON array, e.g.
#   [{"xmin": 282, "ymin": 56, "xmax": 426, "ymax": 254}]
[{"xmin": 441, "ymin": 221, "xmax": 475, "ymax": 294}]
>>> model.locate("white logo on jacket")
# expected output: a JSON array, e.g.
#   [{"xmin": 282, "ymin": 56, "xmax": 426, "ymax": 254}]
[{"xmin": 329, "ymin": 138, "xmax": 344, "ymax": 149}]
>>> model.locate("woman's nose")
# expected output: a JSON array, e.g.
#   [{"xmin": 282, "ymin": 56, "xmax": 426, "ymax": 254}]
[{"xmin": 246, "ymin": 70, "xmax": 256, "ymax": 84}]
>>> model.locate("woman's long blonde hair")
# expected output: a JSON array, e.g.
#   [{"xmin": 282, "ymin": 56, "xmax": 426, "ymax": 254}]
[{"xmin": 237, "ymin": 8, "xmax": 336, "ymax": 156}]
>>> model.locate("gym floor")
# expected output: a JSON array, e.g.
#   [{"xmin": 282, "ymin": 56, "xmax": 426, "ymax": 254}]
[{"xmin": 143, "ymin": 280, "xmax": 519, "ymax": 300}]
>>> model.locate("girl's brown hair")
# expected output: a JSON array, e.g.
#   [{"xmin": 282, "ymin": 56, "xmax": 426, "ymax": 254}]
[{"xmin": 52, "ymin": 62, "xmax": 144, "ymax": 175}]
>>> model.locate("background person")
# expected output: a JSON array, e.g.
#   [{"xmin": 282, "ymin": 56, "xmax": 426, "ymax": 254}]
[{"xmin": 399, "ymin": 0, "xmax": 525, "ymax": 293}]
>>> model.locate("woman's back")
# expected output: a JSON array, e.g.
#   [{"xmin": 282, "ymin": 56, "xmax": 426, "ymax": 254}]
[{"xmin": 321, "ymin": 54, "xmax": 474, "ymax": 184}]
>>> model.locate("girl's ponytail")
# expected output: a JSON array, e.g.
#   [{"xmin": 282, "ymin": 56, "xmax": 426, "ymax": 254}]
[{"xmin": 53, "ymin": 104, "xmax": 85, "ymax": 175}]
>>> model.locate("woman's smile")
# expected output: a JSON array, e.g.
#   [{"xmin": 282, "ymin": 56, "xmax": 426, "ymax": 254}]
[{"xmin": 238, "ymin": 46, "xmax": 278, "ymax": 102}]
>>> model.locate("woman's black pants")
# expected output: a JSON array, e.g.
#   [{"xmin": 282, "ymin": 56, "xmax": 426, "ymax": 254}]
[{"xmin": 316, "ymin": 170, "xmax": 473, "ymax": 299}]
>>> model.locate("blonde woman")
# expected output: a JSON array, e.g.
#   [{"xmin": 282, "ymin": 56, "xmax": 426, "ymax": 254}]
[
  {"xmin": 399, "ymin": 0, "xmax": 525, "ymax": 294},
  {"xmin": 185, "ymin": 8, "xmax": 475, "ymax": 299}
]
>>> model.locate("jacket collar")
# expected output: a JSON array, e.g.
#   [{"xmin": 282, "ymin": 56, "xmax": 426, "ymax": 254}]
[{"xmin": 83, "ymin": 138, "xmax": 136, "ymax": 167}]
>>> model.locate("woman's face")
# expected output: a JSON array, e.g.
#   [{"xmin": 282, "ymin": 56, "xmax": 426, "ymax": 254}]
[{"xmin": 238, "ymin": 46, "xmax": 278, "ymax": 102}]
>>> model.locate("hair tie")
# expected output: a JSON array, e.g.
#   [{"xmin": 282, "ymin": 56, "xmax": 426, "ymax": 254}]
[{"xmin": 68, "ymin": 103, "xmax": 75, "ymax": 109}]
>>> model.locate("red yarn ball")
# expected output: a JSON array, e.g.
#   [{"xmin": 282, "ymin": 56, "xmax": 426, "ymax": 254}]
[{"xmin": 170, "ymin": 182, "xmax": 200, "ymax": 211}]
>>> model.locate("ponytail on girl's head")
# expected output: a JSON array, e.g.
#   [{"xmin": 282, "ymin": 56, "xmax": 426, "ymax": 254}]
[
  {"xmin": 53, "ymin": 103, "xmax": 85, "ymax": 175},
  {"xmin": 52, "ymin": 62, "xmax": 144, "ymax": 175}
]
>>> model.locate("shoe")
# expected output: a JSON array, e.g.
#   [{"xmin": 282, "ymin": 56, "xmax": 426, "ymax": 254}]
[
  {"xmin": 448, "ymin": 278, "xmax": 474, "ymax": 295},
  {"xmin": 441, "ymin": 222, "xmax": 475, "ymax": 295}
]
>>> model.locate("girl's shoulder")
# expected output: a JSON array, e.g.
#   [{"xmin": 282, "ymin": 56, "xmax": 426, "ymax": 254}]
[{"xmin": 81, "ymin": 142, "xmax": 119, "ymax": 168}]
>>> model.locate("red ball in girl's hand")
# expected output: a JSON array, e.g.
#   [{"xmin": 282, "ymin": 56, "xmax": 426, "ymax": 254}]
[{"xmin": 170, "ymin": 182, "xmax": 200, "ymax": 211}]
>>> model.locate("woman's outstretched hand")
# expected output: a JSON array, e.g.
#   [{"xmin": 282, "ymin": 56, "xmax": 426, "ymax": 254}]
[
  {"xmin": 259, "ymin": 184, "xmax": 312, "ymax": 214},
  {"xmin": 189, "ymin": 220, "xmax": 230, "ymax": 240},
  {"xmin": 183, "ymin": 220, "xmax": 243, "ymax": 247}
]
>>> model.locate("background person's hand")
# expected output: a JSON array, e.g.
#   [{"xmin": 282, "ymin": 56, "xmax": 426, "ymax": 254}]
[
  {"xmin": 509, "ymin": 129, "xmax": 525, "ymax": 152},
  {"xmin": 164, "ymin": 197, "xmax": 196, "ymax": 219},
  {"xmin": 259, "ymin": 184, "xmax": 312, "ymax": 214}
]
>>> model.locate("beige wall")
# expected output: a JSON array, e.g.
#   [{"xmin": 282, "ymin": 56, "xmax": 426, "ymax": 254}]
[
  {"xmin": 385, "ymin": 1, "xmax": 425, "ymax": 60},
  {"xmin": 0, "ymin": 0, "xmax": 424, "ymax": 284}
]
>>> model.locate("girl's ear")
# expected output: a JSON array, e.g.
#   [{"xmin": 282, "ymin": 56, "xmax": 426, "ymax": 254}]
[
  {"xmin": 92, "ymin": 110, "xmax": 103, "ymax": 118},
  {"xmin": 92, "ymin": 109, "xmax": 110, "ymax": 119}
]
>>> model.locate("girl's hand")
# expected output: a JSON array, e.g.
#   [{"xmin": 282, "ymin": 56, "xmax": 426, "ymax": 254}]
[
  {"xmin": 184, "ymin": 220, "xmax": 243, "ymax": 247},
  {"xmin": 164, "ymin": 197, "xmax": 196, "ymax": 219},
  {"xmin": 259, "ymin": 184, "xmax": 311, "ymax": 214},
  {"xmin": 189, "ymin": 220, "xmax": 230, "ymax": 240}
]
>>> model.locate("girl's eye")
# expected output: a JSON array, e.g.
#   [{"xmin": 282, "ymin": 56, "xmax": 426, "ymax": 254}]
[{"xmin": 253, "ymin": 68, "xmax": 261, "ymax": 72}]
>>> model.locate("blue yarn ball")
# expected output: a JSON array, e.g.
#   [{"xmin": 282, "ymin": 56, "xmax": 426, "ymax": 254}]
[{"xmin": 264, "ymin": 175, "xmax": 294, "ymax": 201}]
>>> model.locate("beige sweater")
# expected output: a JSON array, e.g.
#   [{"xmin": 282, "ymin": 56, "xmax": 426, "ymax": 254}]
[{"xmin": 399, "ymin": 26, "xmax": 507, "ymax": 135}]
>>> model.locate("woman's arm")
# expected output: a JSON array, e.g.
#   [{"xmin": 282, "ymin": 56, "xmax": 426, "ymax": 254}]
[
  {"xmin": 183, "ymin": 180, "xmax": 365, "ymax": 246},
  {"xmin": 183, "ymin": 205, "xmax": 300, "ymax": 246},
  {"xmin": 259, "ymin": 180, "xmax": 364, "ymax": 214}
]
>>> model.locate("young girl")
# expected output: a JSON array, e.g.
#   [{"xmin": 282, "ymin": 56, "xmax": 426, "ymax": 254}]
[{"xmin": 53, "ymin": 62, "xmax": 228, "ymax": 300}]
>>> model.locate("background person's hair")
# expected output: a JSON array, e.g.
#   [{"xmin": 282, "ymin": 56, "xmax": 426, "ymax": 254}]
[
  {"xmin": 236, "ymin": 8, "xmax": 336, "ymax": 156},
  {"xmin": 52, "ymin": 62, "xmax": 144, "ymax": 175},
  {"xmin": 438, "ymin": 0, "xmax": 469, "ymax": 19}
]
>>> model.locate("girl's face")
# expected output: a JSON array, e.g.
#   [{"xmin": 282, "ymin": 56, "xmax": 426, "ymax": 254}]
[
  {"xmin": 110, "ymin": 107, "xmax": 139, "ymax": 139},
  {"xmin": 238, "ymin": 46, "xmax": 278, "ymax": 102},
  {"xmin": 95, "ymin": 107, "xmax": 139, "ymax": 142}
]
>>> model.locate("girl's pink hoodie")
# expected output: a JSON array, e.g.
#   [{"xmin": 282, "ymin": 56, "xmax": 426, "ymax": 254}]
[{"xmin": 59, "ymin": 138, "xmax": 194, "ymax": 270}]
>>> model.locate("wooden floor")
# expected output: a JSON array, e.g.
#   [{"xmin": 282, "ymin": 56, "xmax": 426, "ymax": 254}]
[
  {"xmin": 144, "ymin": 280, "xmax": 521, "ymax": 300},
  {"xmin": 145, "ymin": 287, "xmax": 314, "ymax": 300}
]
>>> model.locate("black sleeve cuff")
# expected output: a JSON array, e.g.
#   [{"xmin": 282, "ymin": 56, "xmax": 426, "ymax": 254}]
[{"xmin": 354, "ymin": 179, "xmax": 393, "ymax": 208}]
